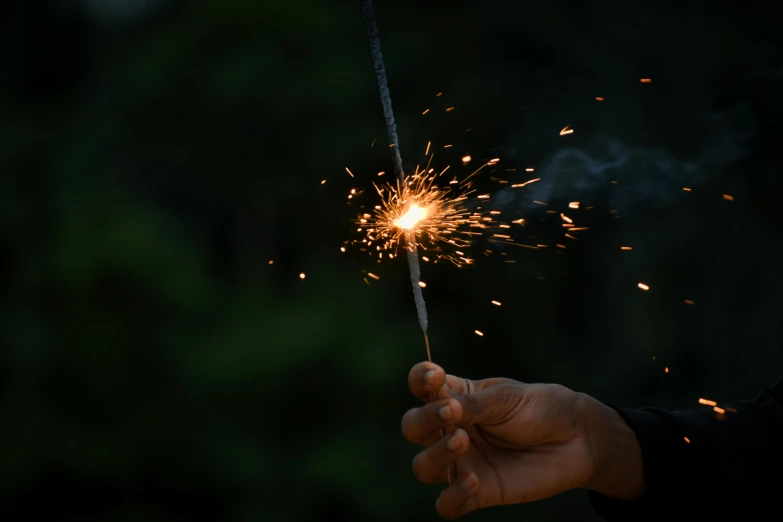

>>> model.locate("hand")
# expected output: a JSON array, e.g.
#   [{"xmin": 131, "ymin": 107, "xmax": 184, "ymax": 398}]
[{"xmin": 401, "ymin": 362, "xmax": 643, "ymax": 519}]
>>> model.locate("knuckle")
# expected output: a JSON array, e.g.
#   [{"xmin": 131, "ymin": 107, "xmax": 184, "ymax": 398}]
[
  {"xmin": 401, "ymin": 408, "xmax": 418, "ymax": 441},
  {"xmin": 436, "ymin": 500, "xmax": 461, "ymax": 520},
  {"xmin": 411, "ymin": 453, "xmax": 429, "ymax": 482}
]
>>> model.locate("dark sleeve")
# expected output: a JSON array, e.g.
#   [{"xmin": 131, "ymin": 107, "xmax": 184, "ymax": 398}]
[{"xmin": 588, "ymin": 377, "xmax": 783, "ymax": 522}]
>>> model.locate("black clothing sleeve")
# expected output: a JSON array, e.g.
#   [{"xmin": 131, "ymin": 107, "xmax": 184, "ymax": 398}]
[{"xmin": 588, "ymin": 378, "xmax": 783, "ymax": 521}]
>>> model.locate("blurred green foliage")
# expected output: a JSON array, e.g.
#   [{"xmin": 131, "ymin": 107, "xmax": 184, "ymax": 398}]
[{"xmin": 1, "ymin": 1, "xmax": 782, "ymax": 521}]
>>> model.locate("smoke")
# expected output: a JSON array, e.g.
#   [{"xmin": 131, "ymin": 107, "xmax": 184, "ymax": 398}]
[{"xmin": 494, "ymin": 101, "xmax": 757, "ymax": 215}]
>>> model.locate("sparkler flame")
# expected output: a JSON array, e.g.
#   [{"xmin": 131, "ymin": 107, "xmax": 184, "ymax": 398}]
[
  {"xmin": 347, "ymin": 154, "xmax": 545, "ymax": 266},
  {"xmin": 394, "ymin": 203, "xmax": 428, "ymax": 229},
  {"xmin": 353, "ymin": 161, "xmax": 495, "ymax": 266}
]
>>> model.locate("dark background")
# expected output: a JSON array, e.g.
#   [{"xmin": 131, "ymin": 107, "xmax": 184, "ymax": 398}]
[{"xmin": 2, "ymin": 1, "xmax": 782, "ymax": 521}]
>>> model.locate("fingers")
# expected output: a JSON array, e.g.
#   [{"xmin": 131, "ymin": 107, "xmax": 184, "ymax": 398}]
[
  {"xmin": 436, "ymin": 472, "xmax": 481, "ymax": 520},
  {"xmin": 408, "ymin": 362, "xmax": 447, "ymax": 401},
  {"xmin": 411, "ymin": 428, "xmax": 470, "ymax": 484},
  {"xmin": 402, "ymin": 398, "xmax": 464, "ymax": 445},
  {"xmin": 409, "ymin": 362, "xmax": 516, "ymax": 403}
]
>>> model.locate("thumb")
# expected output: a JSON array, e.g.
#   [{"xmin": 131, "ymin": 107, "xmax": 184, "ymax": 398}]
[{"xmin": 455, "ymin": 382, "xmax": 524, "ymax": 426}]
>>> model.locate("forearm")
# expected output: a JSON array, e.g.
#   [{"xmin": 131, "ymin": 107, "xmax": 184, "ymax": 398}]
[{"xmin": 584, "ymin": 378, "xmax": 783, "ymax": 521}]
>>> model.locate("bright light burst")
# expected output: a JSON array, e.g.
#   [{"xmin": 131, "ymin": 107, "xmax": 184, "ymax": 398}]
[{"xmin": 350, "ymin": 155, "xmax": 519, "ymax": 266}]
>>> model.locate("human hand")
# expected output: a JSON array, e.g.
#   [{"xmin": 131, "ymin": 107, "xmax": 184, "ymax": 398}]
[{"xmin": 401, "ymin": 362, "xmax": 642, "ymax": 519}]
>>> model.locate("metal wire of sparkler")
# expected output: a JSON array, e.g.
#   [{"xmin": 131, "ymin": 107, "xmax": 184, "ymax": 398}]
[{"xmin": 362, "ymin": 0, "xmax": 452, "ymax": 484}]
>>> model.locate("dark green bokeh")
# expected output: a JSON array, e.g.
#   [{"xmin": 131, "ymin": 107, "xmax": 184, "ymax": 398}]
[{"xmin": 2, "ymin": 1, "xmax": 782, "ymax": 520}]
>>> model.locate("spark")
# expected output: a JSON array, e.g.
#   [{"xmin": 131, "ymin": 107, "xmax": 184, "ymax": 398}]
[
  {"xmin": 321, "ymin": 180, "xmax": 327, "ymax": 184},
  {"xmin": 568, "ymin": 201, "xmax": 580, "ymax": 209},
  {"xmin": 462, "ymin": 155, "xmax": 472, "ymax": 163},
  {"xmin": 683, "ymin": 187, "xmax": 691, "ymax": 191},
  {"xmin": 595, "ymin": 96, "xmax": 604, "ymax": 101},
  {"xmin": 621, "ymin": 246, "xmax": 633, "ymax": 251},
  {"xmin": 367, "ymin": 272, "xmax": 380, "ymax": 280},
  {"xmin": 723, "ymin": 194, "xmax": 734, "ymax": 201},
  {"xmin": 684, "ymin": 437, "xmax": 691, "ymax": 443},
  {"xmin": 268, "ymin": 260, "xmax": 274, "ymax": 265},
  {"xmin": 699, "ymin": 398, "xmax": 717, "ymax": 406},
  {"xmin": 349, "ymin": 165, "xmax": 494, "ymax": 266},
  {"xmin": 299, "ymin": 273, "xmax": 306, "ymax": 280},
  {"xmin": 345, "ymin": 167, "xmax": 355, "ymax": 178},
  {"xmin": 491, "ymin": 300, "xmax": 501, "ymax": 306},
  {"xmin": 684, "ymin": 299, "xmax": 695, "ymax": 305},
  {"xmin": 474, "ymin": 330, "xmax": 484, "ymax": 336},
  {"xmin": 418, "ymin": 281, "xmax": 427, "ymax": 288},
  {"xmin": 638, "ymin": 282, "xmax": 650, "ymax": 291},
  {"xmin": 640, "ymin": 78, "xmax": 652, "ymax": 83},
  {"xmin": 560, "ymin": 125, "xmax": 574, "ymax": 136}
]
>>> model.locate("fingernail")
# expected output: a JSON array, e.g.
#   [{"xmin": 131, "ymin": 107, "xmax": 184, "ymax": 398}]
[
  {"xmin": 447, "ymin": 433, "xmax": 462, "ymax": 451},
  {"xmin": 438, "ymin": 405, "xmax": 453, "ymax": 420},
  {"xmin": 424, "ymin": 370, "xmax": 436, "ymax": 385},
  {"xmin": 460, "ymin": 474, "xmax": 476, "ymax": 491}
]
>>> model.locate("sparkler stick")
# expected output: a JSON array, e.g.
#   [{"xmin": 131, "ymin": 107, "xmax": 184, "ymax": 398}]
[{"xmin": 362, "ymin": 0, "xmax": 451, "ymax": 484}]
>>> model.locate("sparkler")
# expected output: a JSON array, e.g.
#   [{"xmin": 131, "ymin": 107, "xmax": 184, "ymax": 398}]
[
  {"xmin": 362, "ymin": 0, "xmax": 461, "ymax": 484},
  {"xmin": 362, "ymin": 1, "xmax": 433, "ymax": 360}
]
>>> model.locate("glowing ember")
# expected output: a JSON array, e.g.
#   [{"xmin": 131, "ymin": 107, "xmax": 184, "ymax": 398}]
[{"xmin": 395, "ymin": 203, "xmax": 429, "ymax": 230}]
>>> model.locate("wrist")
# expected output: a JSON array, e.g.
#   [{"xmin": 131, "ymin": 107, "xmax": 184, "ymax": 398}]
[{"xmin": 578, "ymin": 395, "xmax": 644, "ymax": 500}]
